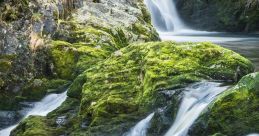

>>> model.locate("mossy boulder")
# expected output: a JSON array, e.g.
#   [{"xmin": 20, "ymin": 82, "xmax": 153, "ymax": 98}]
[
  {"xmin": 11, "ymin": 41, "xmax": 254, "ymax": 135},
  {"xmin": 73, "ymin": 41, "xmax": 253, "ymax": 135},
  {"xmin": 189, "ymin": 72, "xmax": 259, "ymax": 136},
  {"xmin": 10, "ymin": 116, "xmax": 63, "ymax": 136},
  {"xmin": 50, "ymin": 24, "xmax": 158, "ymax": 80},
  {"xmin": 50, "ymin": 40, "xmax": 108, "ymax": 79}
]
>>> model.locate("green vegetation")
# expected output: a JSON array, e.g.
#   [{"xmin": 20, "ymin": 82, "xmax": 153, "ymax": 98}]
[
  {"xmin": 14, "ymin": 41, "xmax": 254, "ymax": 135},
  {"xmin": 20, "ymin": 78, "xmax": 69, "ymax": 101},
  {"xmin": 11, "ymin": 116, "xmax": 63, "ymax": 136}
]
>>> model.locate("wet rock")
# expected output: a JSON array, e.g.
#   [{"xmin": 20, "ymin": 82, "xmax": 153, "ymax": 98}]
[
  {"xmin": 0, "ymin": 111, "xmax": 21, "ymax": 129},
  {"xmin": 56, "ymin": 115, "xmax": 67, "ymax": 127}
]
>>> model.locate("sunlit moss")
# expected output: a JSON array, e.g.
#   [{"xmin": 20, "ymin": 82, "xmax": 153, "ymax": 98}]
[{"xmin": 75, "ymin": 41, "xmax": 253, "ymax": 135}]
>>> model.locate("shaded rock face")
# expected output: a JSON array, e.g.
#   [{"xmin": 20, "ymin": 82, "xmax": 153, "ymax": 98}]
[
  {"xmin": 11, "ymin": 41, "xmax": 254, "ymax": 136},
  {"xmin": 0, "ymin": 0, "xmax": 83, "ymax": 110},
  {"xmin": 0, "ymin": 111, "xmax": 21, "ymax": 129},
  {"xmin": 189, "ymin": 72, "xmax": 259, "ymax": 136},
  {"xmin": 175, "ymin": 0, "xmax": 259, "ymax": 32}
]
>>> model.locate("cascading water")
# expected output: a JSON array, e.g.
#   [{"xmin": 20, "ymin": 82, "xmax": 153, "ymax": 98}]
[
  {"xmin": 164, "ymin": 82, "xmax": 229, "ymax": 136},
  {"xmin": 123, "ymin": 113, "xmax": 155, "ymax": 136},
  {"xmin": 0, "ymin": 91, "xmax": 68, "ymax": 136},
  {"xmin": 123, "ymin": 82, "xmax": 229, "ymax": 136},
  {"xmin": 144, "ymin": 0, "xmax": 187, "ymax": 32}
]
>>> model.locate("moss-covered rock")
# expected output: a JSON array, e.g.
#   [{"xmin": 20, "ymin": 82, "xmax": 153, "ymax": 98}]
[
  {"xmin": 10, "ymin": 116, "xmax": 63, "ymax": 136},
  {"xmin": 73, "ymin": 41, "xmax": 253, "ymax": 135},
  {"xmin": 11, "ymin": 41, "xmax": 254, "ymax": 135},
  {"xmin": 189, "ymin": 72, "xmax": 259, "ymax": 136},
  {"xmin": 50, "ymin": 39, "xmax": 108, "ymax": 79},
  {"xmin": 20, "ymin": 78, "xmax": 69, "ymax": 101}
]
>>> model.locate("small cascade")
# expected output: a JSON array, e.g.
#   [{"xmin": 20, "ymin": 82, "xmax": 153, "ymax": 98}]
[
  {"xmin": 144, "ymin": 0, "xmax": 187, "ymax": 32},
  {"xmin": 0, "ymin": 91, "xmax": 68, "ymax": 136},
  {"xmin": 124, "ymin": 113, "xmax": 155, "ymax": 136},
  {"xmin": 164, "ymin": 82, "xmax": 229, "ymax": 136}
]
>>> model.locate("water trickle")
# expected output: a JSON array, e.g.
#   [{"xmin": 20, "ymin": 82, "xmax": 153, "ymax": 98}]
[
  {"xmin": 0, "ymin": 91, "xmax": 68, "ymax": 136},
  {"xmin": 164, "ymin": 82, "xmax": 229, "ymax": 136},
  {"xmin": 124, "ymin": 113, "xmax": 155, "ymax": 136}
]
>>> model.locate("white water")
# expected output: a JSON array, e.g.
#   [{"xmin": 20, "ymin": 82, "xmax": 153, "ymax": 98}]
[
  {"xmin": 247, "ymin": 134, "xmax": 259, "ymax": 136},
  {"xmin": 124, "ymin": 113, "xmax": 155, "ymax": 136},
  {"xmin": 144, "ymin": 0, "xmax": 187, "ymax": 32},
  {"xmin": 164, "ymin": 82, "xmax": 229, "ymax": 136},
  {"xmin": 0, "ymin": 91, "xmax": 67, "ymax": 136}
]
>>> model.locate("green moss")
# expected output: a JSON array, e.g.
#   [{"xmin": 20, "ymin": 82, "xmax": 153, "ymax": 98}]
[
  {"xmin": 10, "ymin": 116, "xmax": 63, "ymax": 136},
  {"xmin": 11, "ymin": 41, "xmax": 254, "ymax": 135},
  {"xmin": 20, "ymin": 78, "xmax": 69, "ymax": 101},
  {"xmin": 50, "ymin": 40, "xmax": 78, "ymax": 79},
  {"xmin": 0, "ymin": 0, "xmax": 30, "ymax": 22},
  {"xmin": 0, "ymin": 93, "xmax": 19, "ymax": 110},
  {"xmin": 50, "ymin": 40, "xmax": 109, "ymax": 79},
  {"xmin": 32, "ymin": 13, "xmax": 43, "ymax": 22},
  {"xmin": 190, "ymin": 72, "xmax": 259, "ymax": 136},
  {"xmin": 67, "ymin": 74, "xmax": 87, "ymax": 99},
  {"xmin": 0, "ymin": 60, "xmax": 12, "ymax": 72},
  {"xmin": 75, "ymin": 41, "xmax": 253, "ymax": 135}
]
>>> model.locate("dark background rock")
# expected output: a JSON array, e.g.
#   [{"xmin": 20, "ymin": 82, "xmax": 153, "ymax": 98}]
[{"xmin": 175, "ymin": 0, "xmax": 259, "ymax": 32}]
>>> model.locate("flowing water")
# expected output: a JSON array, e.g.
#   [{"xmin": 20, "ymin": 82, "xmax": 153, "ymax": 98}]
[
  {"xmin": 124, "ymin": 113, "xmax": 155, "ymax": 136},
  {"xmin": 164, "ymin": 82, "xmax": 229, "ymax": 136},
  {"xmin": 125, "ymin": 82, "xmax": 229, "ymax": 136},
  {"xmin": 0, "ymin": 91, "xmax": 67, "ymax": 136}
]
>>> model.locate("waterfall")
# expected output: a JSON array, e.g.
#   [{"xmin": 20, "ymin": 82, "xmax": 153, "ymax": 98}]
[
  {"xmin": 164, "ymin": 82, "xmax": 229, "ymax": 136},
  {"xmin": 144, "ymin": 0, "xmax": 187, "ymax": 32},
  {"xmin": 123, "ymin": 113, "xmax": 155, "ymax": 136},
  {"xmin": 0, "ymin": 91, "xmax": 68, "ymax": 136}
]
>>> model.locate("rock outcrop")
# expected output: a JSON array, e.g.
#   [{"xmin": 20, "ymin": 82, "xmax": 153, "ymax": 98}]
[{"xmin": 0, "ymin": 0, "xmax": 158, "ymax": 110}]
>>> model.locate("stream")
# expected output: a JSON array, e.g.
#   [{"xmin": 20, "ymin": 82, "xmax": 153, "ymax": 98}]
[{"xmin": 0, "ymin": 91, "xmax": 67, "ymax": 136}]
